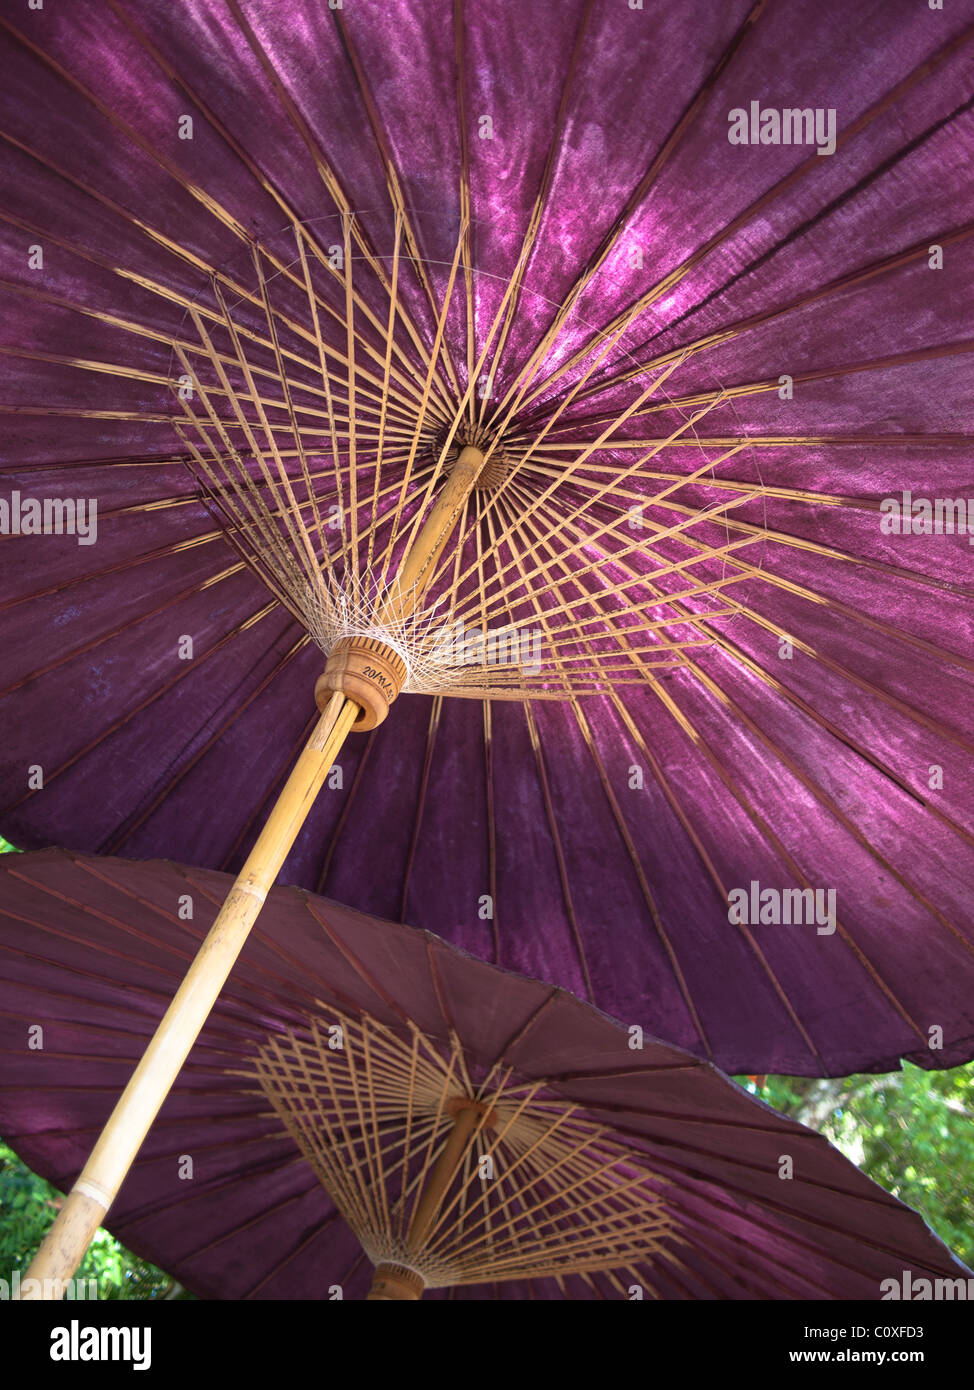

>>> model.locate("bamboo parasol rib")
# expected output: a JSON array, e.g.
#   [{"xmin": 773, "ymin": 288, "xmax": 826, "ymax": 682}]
[{"xmin": 243, "ymin": 1010, "xmax": 675, "ymax": 1296}]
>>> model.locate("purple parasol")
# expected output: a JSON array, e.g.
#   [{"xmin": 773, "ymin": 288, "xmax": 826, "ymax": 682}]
[
  {"xmin": 1, "ymin": 848, "xmax": 968, "ymax": 1301},
  {"xmin": 1, "ymin": 1, "xmax": 973, "ymax": 1085}
]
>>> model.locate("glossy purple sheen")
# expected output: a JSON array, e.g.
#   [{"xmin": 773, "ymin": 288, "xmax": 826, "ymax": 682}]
[{"xmin": 1, "ymin": 2, "xmax": 974, "ymax": 1075}]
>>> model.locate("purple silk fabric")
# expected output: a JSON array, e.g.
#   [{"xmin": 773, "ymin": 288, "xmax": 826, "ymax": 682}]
[
  {"xmin": 1, "ymin": 2, "xmax": 974, "ymax": 1075},
  {"xmin": 0, "ymin": 850, "xmax": 967, "ymax": 1300}
]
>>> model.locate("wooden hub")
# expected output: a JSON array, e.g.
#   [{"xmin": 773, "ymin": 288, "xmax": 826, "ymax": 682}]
[
  {"xmin": 446, "ymin": 1094, "xmax": 497, "ymax": 1129},
  {"xmin": 438, "ymin": 428, "xmax": 509, "ymax": 491},
  {"xmin": 315, "ymin": 636, "xmax": 409, "ymax": 731},
  {"xmin": 367, "ymin": 1263, "xmax": 425, "ymax": 1301}
]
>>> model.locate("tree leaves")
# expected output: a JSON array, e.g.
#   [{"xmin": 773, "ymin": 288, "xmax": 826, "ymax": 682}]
[{"xmin": 743, "ymin": 1063, "xmax": 974, "ymax": 1267}]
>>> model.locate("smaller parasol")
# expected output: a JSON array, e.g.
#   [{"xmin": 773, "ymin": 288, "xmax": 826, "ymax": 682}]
[{"xmin": 0, "ymin": 849, "xmax": 966, "ymax": 1300}]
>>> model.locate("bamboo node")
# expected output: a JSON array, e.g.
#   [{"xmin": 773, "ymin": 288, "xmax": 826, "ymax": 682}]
[{"xmin": 315, "ymin": 636, "xmax": 409, "ymax": 730}]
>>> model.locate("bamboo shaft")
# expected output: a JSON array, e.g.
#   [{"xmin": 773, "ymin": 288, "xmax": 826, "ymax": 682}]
[
  {"xmin": 407, "ymin": 1104, "xmax": 483, "ymax": 1252},
  {"xmin": 364, "ymin": 1107, "xmax": 482, "ymax": 1302},
  {"xmin": 18, "ymin": 693, "xmax": 357, "ymax": 1297},
  {"xmin": 19, "ymin": 446, "xmax": 490, "ymax": 1299},
  {"xmin": 379, "ymin": 444, "xmax": 485, "ymax": 625}
]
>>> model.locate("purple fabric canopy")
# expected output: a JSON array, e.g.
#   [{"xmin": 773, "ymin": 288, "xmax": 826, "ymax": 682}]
[
  {"xmin": 1, "ymin": 2, "xmax": 973, "ymax": 1075},
  {"xmin": 0, "ymin": 849, "xmax": 968, "ymax": 1300}
]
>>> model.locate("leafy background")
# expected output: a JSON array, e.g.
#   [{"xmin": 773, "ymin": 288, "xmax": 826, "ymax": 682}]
[
  {"xmin": 0, "ymin": 833, "xmax": 192, "ymax": 1298},
  {"xmin": 0, "ymin": 834, "xmax": 970, "ymax": 1296},
  {"xmin": 739, "ymin": 1068, "xmax": 973, "ymax": 1270}
]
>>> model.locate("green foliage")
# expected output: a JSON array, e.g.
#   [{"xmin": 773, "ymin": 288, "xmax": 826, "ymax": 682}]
[
  {"xmin": 2, "ymin": 835, "xmax": 193, "ymax": 1295},
  {"xmin": 0, "ymin": 1137, "xmax": 193, "ymax": 1299},
  {"xmin": 738, "ymin": 1062, "xmax": 974, "ymax": 1267}
]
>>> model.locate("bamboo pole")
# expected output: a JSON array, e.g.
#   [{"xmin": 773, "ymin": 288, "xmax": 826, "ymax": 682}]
[
  {"xmin": 365, "ymin": 1102, "xmax": 483, "ymax": 1301},
  {"xmin": 407, "ymin": 1103, "xmax": 483, "ymax": 1249},
  {"xmin": 19, "ymin": 445, "xmax": 488, "ymax": 1297},
  {"xmin": 379, "ymin": 444, "xmax": 485, "ymax": 625},
  {"xmin": 18, "ymin": 692, "xmax": 357, "ymax": 1295}
]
